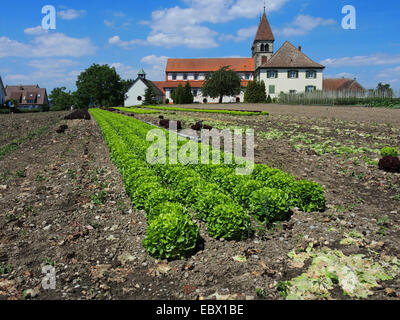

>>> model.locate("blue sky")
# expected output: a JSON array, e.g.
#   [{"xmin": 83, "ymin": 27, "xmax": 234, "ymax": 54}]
[{"xmin": 0, "ymin": 0, "xmax": 399, "ymax": 92}]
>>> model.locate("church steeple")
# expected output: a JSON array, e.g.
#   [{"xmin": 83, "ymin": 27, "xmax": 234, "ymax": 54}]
[{"xmin": 252, "ymin": 9, "xmax": 275, "ymax": 70}]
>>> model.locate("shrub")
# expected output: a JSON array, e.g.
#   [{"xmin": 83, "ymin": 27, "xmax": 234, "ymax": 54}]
[
  {"xmin": 291, "ymin": 180, "xmax": 326, "ymax": 212},
  {"xmin": 143, "ymin": 212, "xmax": 199, "ymax": 260},
  {"xmin": 380, "ymin": 147, "xmax": 399, "ymax": 158},
  {"xmin": 249, "ymin": 188, "xmax": 291, "ymax": 223},
  {"xmin": 131, "ymin": 182, "xmax": 162, "ymax": 210},
  {"xmin": 144, "ymin": 188, "xmax": 178, "ymax": 216},
  {"xmin": 379, "ymin": 156, "xmax": 400, "ymax": 173},
  {"xmin": 147, "ymin": 202, "xmax": 190, "ymax": 222},
  {"xmin": 191, "ymin": 191, "xmax": 233, "ymax": 221},
  {"xmin": 207, "ymin": 203, "xmax": 252, "ymax": 240}
]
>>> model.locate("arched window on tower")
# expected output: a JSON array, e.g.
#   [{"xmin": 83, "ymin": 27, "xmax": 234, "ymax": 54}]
[
  {"xmin": 260, "ymin": 44, "xmax": 265, "ymax": 52},
  {"xmin": 265, "ymin": 44, "xmax": 269, "ymax": 52}
]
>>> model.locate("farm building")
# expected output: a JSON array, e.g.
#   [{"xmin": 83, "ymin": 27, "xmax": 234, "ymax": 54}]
[
  {"xmin": 156, "ymin": 10, "xmax": 325, "ymax": 103},
  {"xmin": 5, "ymin": 84, "xmax": 49, "ymax": 110},
  {"xmin": 323, "ymin": 78, "xmax": 366, "ymax": 93},
  {"xmin": 125, "ymin": 69, "xmax": 164, "ymax": 106},
  {"xmin": 0, "ymin": 76, "xmax": 5, "ymax": 106}
]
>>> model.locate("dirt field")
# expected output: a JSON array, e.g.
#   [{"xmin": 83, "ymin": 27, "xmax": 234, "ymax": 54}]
[
  {"xmin": 1, "ymin": 106, "xmax": 399, "ymax": 300},
  {"xmin": 172, "ymin": 103, "xmax": 400, "ymax": 126}
]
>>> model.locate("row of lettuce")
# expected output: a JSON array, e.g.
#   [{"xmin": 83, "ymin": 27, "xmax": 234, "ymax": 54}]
[
  {"xmin": 119, "ymin": 105, "xmax": 269, "ymax": 116},
  {"xmin": 90, "ymin": 109, "xmax": 326, "ymax": 260}
]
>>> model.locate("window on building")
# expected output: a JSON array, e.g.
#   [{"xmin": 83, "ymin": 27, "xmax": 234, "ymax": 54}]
[
  {"xmin": 194, "ymin": 74, "xmax": 199, "ymax": 80},
  {"xmin": 137, "ymin": 96, "xmax": 142, "ymax": 101},
  {"xmin": 306, "ymin": 70, "xmax": 317, "ymax": 79},
  {"xmin": 265, "ymin": 44, "xmax": 269, "ymax": 52},
  {"xmin": 260, "ymin": 44, "xmax": 265, "ymax": 52},
  {"xmin": 305, "ymin": 86, "xmax": 316, "ymax": 92},
  {"xmin": 183, "ymin": 74, "xmax": 188, "ymax": 80},
  {"xmin": 269, "ymin": 85, "xmax": 275, "ymax": 94},
  {"xmin": 172, "ymin": 74, "xmax": 177, "ymax": 80},
  {"xmin": 267, "ymin": 70, "xmax": 278, "ymax": 78},
  {"xmin": 193, "ymin": 89, "xmax": 198, "ymax": 97},
  {"xmin": 288, "ymin": 70, "xmax": 299, "ymax": 79},
  {"xmin": 245, "ymin": 74, "xmax": 250, "ymax": 80}
]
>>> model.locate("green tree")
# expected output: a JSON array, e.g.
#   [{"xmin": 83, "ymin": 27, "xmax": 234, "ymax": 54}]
[
  {"xmin": 75, "ymin": 64, "xmax": 124, "ymax": 108},
  {"xmin": 49, "ymin": 87, "xmax": 74, "ymax": 110},
  {"xmin": 202, "ymin": 66, "xmax": 242, "ymax": 104},
  {"xmin": 143, "ymin": 86, "xmax": 157, "ymax": 105},
  {"xmin": 174, "ymin": 84, "xmax": 185, "ymax": 104},
  {"xmin": 376, "ymin": 83, "xmax": 394, "ymax": 98},
  {"xmin": 183, "ymin": 82, "xmax": 194, "ymax": 104},
  {"xmin": 244, "ymin": 81, "xmax": 267, "ymax": 103}
]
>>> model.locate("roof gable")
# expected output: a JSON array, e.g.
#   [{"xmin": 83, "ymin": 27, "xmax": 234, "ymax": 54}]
[
  {"xmin": 254, "ymin": 12, "xmax": 274, "ymax": 42},
  {"xmin": 323, "ymin": 78, "xmax": 366, "ymax": 91},
  {"xmin": 166, "ymin": 58, "xmax": 254, "ymax": 73},
  {"xmin": 260, "ymin": 41, "xmax": 325, "ymax": 69}
]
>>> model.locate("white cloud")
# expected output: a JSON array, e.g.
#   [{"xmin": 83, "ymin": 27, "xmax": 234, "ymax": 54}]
[
  {"xmin": 141, "ymin": 55, "xmax": 169, "ymax": 66},
  {"xmin": 111, "ymin": 62, "xmax": 138, "ymax": 79},
  {"xmin": 109, "ymin": 0, "xmax": 289, "ymax": 49},
  {"xmin": 276, "ymin": 15, "xmax": 335, "ymax": 37},
  {"xmin": 24, "ymin": 26, "xmax": 49, "ymax": 36},
  {"xmin": 58, "ymin": 9, "xmax": 86, "ymax": 20},
  {"xmin": 108, "ymin": 35, "xmax": 146, "ymax": 48},
  {"xmin": 321, "ymin": 54, "xmax": 400, "ymax": 67},
  {"xmin": 0, "ymin": 33, "xmax": 96, "ymax": 58},
  {"xmin": 220, "ymin": 26, "xmax": 258, "ymax": 42}
]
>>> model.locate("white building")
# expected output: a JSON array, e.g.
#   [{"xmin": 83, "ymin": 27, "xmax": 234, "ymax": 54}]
[
  {"xmin": 124, "ymin": 69, "xmax": 164, "ymax": 106},
  {"xmin": 153, "ymin": 10, "xmax": 325, "ymax": 103},
  {"xmin": 0, "ymin": 76, "xmax": 6, "ymax": 105}
]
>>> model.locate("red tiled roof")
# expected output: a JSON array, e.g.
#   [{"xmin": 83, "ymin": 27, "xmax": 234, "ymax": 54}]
[
  {"xmin": 153, "ymin": 80, "xmax": 251, "ymax": 91},
  {"xmin": 166, "ymin": 58, "xmax": 254, "ymax": 73},
  {"xmin": 323, "ymin": 78, "xmax": 366, "ymax": 92},
  {"xmin": 260, "ymin": 41, "xmax": 325, "ymax": 69},
  {"xmin": 5, "ymin": 85, "xmax": 48, "ymax": 105},
  {"xmin": 254, "ymin": 12, "xmax": 274, "ymax": 42}
]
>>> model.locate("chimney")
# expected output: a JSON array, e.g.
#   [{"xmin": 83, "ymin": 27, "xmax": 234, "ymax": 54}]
[
  {"xmin": 298, "ymin": 45, "xmax": 302, "ymax": 52},
  {"xmin": 261, "ymin": 56, "xmax": 268, "ymax": 65}
]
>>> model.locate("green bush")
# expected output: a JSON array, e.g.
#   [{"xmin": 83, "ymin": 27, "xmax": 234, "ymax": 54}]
[
  {"xmin": 380, "ymin": 147, "xmax": 399, "ymax": 157},
  {"xmin": 143, "ymin": 212, "xmax": 199, "ymax": 260},
  {"xmin": 147, "ymin": 202, "xmax": 190, "ymax": 222},
  {"xmin": 291, "ymin": 180, "xmax": 326, "ymax": 212},
  {"xmin": 249, "ymin": 188, "xmax": 291, "ymax": 223},
  {"xmin": 207, "ymin": 203, "xmax": 252, "ymax": 240},
  {"xmin": 144, "ymin": 188, "xmax": 178, "ymax": 216}
]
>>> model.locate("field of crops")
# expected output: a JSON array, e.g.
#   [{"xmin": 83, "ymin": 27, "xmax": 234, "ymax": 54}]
[{"xmin": 90, "ymin": 109, "xmax": 325, "ymax": 259}]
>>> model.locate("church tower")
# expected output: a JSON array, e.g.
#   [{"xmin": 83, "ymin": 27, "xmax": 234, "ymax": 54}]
[{"xmin": 252, "ymin": 9, "xmax": 275, "ymax": 70}]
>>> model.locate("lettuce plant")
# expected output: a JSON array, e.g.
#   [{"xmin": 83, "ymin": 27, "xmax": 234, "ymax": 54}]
[
  {"xmin": 143, "ymin": 212, "xmax": 199, "ymax": 260},
  {"xmin": 249, "ymin": 188, "xmax": 291, "ymax": 223},
  {"xmin": 207, "ymin": 203, "xmax": 252, "ymax": 240},
  {"xmin": 291, "ymin": 180, "xmax": 326, "ymax": 212}
]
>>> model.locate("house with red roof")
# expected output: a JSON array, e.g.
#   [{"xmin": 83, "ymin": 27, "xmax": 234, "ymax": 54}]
[
  {"xmin": 323, "ymin": 78, "xmax": 366, "ymax": 93},
  {"xmin": 150, "ymin": 9, "xmax": 325, "ymax": 103},
  {"xmin": 5, "ymin": 84, "xmax": 49, "ymax": 110}
]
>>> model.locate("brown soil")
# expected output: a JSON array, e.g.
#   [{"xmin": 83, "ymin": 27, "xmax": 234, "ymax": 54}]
[{"xmin": 0, "ymin": 107, "xmax": 399, "ymax": 301}]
